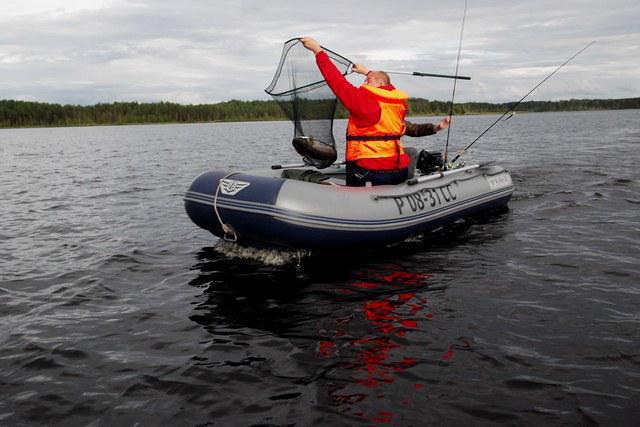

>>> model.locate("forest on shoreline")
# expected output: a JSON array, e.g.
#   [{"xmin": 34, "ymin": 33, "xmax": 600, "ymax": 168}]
[{"xmin": 1, "ymin": 97, "xmax": 638, "ymax": 128}]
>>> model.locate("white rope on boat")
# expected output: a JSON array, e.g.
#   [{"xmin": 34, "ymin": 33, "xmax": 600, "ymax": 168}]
[{"xmin": 213, "ymin": 172, "xmax": 239, "ymax": 242}]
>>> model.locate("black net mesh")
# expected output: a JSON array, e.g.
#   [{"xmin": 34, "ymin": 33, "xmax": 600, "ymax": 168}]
[{"xmin": 265, "ymin": 38, "xmax": 352, "ymax": 169}]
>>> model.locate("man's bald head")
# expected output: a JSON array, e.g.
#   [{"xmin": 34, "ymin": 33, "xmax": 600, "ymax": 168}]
[{"xmin": 366, "ymin": 71, "xmax": 391, "ymax": 87}]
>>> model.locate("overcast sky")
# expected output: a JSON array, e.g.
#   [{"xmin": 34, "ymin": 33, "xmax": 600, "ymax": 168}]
[{"xmin": 1, "ymin": 0, "xmax": 639, "ymax": 105}]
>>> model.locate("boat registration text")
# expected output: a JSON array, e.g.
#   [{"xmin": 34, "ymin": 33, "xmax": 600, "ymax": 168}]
[{"xmin": 392, "ymin": 183, "xmax": 458, "ymax": 215}]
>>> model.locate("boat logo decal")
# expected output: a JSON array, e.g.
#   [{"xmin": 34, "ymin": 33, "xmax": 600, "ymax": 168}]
[
  {"xmin": 392, "ymin": 183, "xmax": 458, "ymax": 215},
  {"xmin": 220, "ymin": 179, "xmax": 251, "ymax": 196}
]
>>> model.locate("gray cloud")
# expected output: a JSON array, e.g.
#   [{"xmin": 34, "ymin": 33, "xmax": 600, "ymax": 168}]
[{"xmin": 1, "ymin": 0, "xmax": 638, "ymax": 104}]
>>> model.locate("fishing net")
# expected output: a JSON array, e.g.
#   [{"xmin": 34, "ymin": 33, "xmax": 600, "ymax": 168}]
[{"xmin": 265, "ymin": 38, "xmax": 353, "ymax": 169}]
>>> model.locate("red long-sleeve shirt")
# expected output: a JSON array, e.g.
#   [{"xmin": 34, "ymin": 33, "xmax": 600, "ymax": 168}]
[{"xmin": 315, "ymin": 51, "xmax": 410, "ymax": 170}]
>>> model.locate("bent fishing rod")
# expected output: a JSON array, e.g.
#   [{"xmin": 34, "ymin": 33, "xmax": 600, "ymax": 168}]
[
  {"xmin": 450, "ymin": 40, "xmax": 596, "ymax": 165},
  {"xmin": 443, "ymin": 0, "xmax": 468, "ymax": 170},
  {"xmin": 294, "ymin": 38, "xmax": 472, "ymax": 81}
]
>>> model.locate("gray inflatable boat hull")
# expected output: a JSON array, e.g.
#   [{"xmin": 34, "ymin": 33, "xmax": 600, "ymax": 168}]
[{"xmin": 184, "ymin": 164, "xmax": 514, "ymax": 249}]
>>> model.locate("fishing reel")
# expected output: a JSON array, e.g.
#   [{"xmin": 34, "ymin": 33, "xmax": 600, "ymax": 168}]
[
  {"xmin": 444, "ymin": 149, "xmax": 466, "ymax": 170},
  {"xmin": 446, "ymin": 160, "xmax": 466, "ymax": 170}
]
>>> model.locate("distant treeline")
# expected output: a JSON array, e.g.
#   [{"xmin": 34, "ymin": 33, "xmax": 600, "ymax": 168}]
[{"xmin": 1, "ymin": 97, "xmax": 639, "ymax": 128}]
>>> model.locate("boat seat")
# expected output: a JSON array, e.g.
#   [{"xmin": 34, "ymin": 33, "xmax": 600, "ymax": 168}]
[{"xmin": 405, "ymin": 146, "xmax": 418, "ymax": 179}]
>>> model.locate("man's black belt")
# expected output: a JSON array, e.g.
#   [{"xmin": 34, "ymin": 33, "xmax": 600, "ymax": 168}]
[{"xmin": 346, "ymin": 135, "xmax": 403, "ymax": 141}]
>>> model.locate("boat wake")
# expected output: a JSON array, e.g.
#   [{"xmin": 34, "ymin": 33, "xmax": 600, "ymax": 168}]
[{"xmin": 213, "ymin": 240, "xmax": 310, "ymax": 266}]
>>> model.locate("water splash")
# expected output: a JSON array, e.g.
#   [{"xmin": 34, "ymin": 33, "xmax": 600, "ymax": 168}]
[{"xmin": 213, "ymin": 240, "xmax": 310, "ymax": 266}]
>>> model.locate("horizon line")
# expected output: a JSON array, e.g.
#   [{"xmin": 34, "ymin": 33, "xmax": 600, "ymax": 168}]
[{"xmin": 2, "ymin": 96, "xmax": 639, "ymax": 108}]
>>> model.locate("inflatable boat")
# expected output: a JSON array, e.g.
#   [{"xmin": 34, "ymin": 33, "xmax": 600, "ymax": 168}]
[
  {"xmin": 184, "ymin": 162, "xmax": 514, "ymax": 249},
  {"xmin": 185, "ymin": 40, "xmax": 516, "ymax": 249}
]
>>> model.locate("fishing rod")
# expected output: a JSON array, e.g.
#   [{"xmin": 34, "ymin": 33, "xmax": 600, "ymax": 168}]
[
  {"xmin": 450, "ymin": 40, "xmax": 596, "ymax": 165},
  {"xmin": 385, "ymin": 71, "xmax": 471, "ymax": 81},
  {"xmin": 443, "ymin": 0, "xmax": 468, "ymax": 170}
]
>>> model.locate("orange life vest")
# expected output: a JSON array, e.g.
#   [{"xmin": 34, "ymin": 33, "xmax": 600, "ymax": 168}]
[{"xmin": 346, "ymin": 85, "xmax": 408, "ymax": 166}]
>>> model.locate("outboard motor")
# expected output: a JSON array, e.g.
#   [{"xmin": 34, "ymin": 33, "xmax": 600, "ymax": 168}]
[{"xmin": 416, "ymin": 150, "xmax": 443, "ymax": 174}]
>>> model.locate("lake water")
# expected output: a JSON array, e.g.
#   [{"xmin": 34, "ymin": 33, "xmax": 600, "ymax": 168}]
[{"xmin": 1, "ymin": 110, "xmax": 639, "ymax": 425}]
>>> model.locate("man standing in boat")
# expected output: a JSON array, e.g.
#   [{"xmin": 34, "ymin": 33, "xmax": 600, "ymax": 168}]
[{"xmin": 301, "ymin": 37, "xmax": 450, "ymax": 186}]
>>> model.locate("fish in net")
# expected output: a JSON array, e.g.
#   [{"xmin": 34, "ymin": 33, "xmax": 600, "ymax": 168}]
[{"xmin": 265, "ymin": 38, "xmax": 353, "ymax": 169}]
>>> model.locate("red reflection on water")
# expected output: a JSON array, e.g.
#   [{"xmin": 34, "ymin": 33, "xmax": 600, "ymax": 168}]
[
  {"xmin": 350, "ymin": 286, "xmax": 429, "ymax": 392},
  {"xmin": 393, "ymin": 357, "xmax": 417, "ymax": 369},
  {"xmin": 373, "ymin": 411, "xmax": 394, "ymax": 423},
  {"xmin": 401, "ymin": 319, "xmax": 418, "ymax": 328},
  {"xmin": 409, "ymin": 303, "xmax": 422, "ymax": 315},
  {"xmin": 354, "ymin": 281, "xmax": 379, "ymax": 289},
  {"xmin": 317, "ymin": 340, "xmax": 337, "ymax": 358},
  {"xmin": 367, "ymin": 270, "xmax": 432, "ymax": 286},
  {"xmin": 365, "ymin": 300, "xmax": 397, "ymax": 323},
  {"xmin": 398, "ymin": 293, "xmax": 414, "ymax": 302},
  {"xmin": 322, "ymin": 267, "xmax": 447, "ymax": 423},
  {"xmin": 441, "ymin": 344, "xmax": 455, "ymax": 362},
  {"xmin": 353, "ymin": 337, "xmax": 399, "ymax": 388}
]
